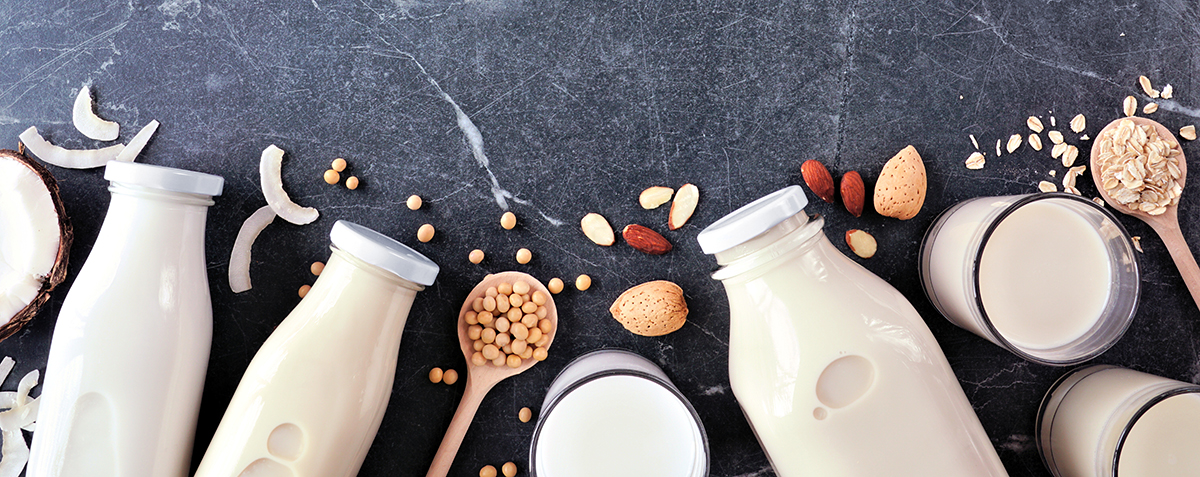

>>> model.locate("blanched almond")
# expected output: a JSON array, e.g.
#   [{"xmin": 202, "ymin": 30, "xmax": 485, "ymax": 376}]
[
  {"xmin": 639, "ymin": 186, "xmax": 674, "ymax": 209},
  {"xmin": 668, "ymin": 183, "xmax": 699, "ymax": 230},
  {"xmin": 580, "ymin": 213, "xmax": 615, "ymax": 246}
]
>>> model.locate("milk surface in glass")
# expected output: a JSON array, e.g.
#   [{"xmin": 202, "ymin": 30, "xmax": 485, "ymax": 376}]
[
  {"xmin": 534, "ymin": 375, "xmax": 701, "ymax": 477},
  {"xmin": 978, "ymin": 199, "xmax": 1111, "ymax": 349},
  {"xmin": 699, "ymin": 186, "xmax": 1007, "ymax": 477},
  {"xmin": 1038, "ymin": 365, "xmax": 1200, "ymax": 477}
]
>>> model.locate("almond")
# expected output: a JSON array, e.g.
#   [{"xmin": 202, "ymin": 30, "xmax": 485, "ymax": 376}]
[
  {"xmin": 840, "ymin": 171, "xmax": 865, "ymax": 217},
  {"xmin": 609, "ymin": 280, "xmax": 688, "ymax": 336},
  {"xmin": 668, "ymin": 183, "xmax": 699, "ymax": 230},
  {"xmin": 801, "ymin": 159, "xmax": 836, "ymax": 203},
  {"xmin": 845, "ymin": 229, "xmax": 877, "ymax": 258},
  {"xmin": 580, "ymin": 213, "xmax": 615, "ymax": 246},
  {"xmin": 872, "ymin": 145, "xmax": 926, "ymax": 220},
  {"xmin": 639, "ymin": 186, "xmax": 674, "ymax": 209},
  {"xmin": 622, "ymin": 224, "xmax": 672, "ymax": 255}
]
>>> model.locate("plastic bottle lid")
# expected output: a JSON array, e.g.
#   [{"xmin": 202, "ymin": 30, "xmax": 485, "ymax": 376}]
[
  {"xmin": 330, "ymin": 220, "xmax": 440, "ymax": 286},
  {"xmin": 696, "ymin": 185, "xmax": 809, "ymax": 254},
  {"xmin": 104, "ymin": 161, "xmax": 224, "ymax": 196}
]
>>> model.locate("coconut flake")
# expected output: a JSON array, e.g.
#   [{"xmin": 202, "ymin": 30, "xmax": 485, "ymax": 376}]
[
  {"xmin": 0, "ymin": 359, "xmax": 37, "ymax": 477},
  {"xmin": 260, "ymin": 145, "xmax": 318, "ymax": 225},
  {"xmin": 0, "ymin": 428, "xmax": 28, "ymax": 477},
  {"xmin": 229, "ymin": 205, "xmax": 277, "ymax": 293},
  {"xmin": 72, "ymin": 86, "xmax": 119, "ymax": 141},
  {"xmin": 113, "ymin": 120, "xmax": 159, "ymax": 163},
  {"xmin": 19, "ymin": 127, "xmax": 124, "ymax": 169}
]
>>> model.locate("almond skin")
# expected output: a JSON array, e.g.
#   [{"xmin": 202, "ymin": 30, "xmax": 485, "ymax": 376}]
[
  {"xmin": 622, "ymin": 224, "xmax": 672, "ymax": 255},
  {"xmin": 840, "ymin": 171, "xmax": 865, "ymax": 217},
  {"xmin": 801, "ymin": 160, "xmax": 836, "ymax": 203},
  {"xmin": 668, "ymin": 183, "xmax": 699, "ymax": 230}
]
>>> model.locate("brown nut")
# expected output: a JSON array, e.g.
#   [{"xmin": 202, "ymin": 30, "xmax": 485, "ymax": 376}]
[
  {"xmin": 840, "ymin": 171, "xmax": 865, "ymax": 217},
  {"xmin": 622, "ymin": 224, "xmax": 672, "ymax": 255},
  {"xmin": 609, "ymin": 280, "xmax": 688, "ymax": 336},
  {"xmin": 801, "ymin": 160, "xmax": 836, "ymax": 203}
]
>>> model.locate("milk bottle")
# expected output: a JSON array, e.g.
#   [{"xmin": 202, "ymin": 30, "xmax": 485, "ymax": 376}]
[
  {"xmin": 697, "ymin": 186, "xmax": 1007, "ymax": 476},
  {"xmin": 195, "ymin": 220, "xmax": 438, "ymax": 477},
  {"xmin": 28, "ymin": 161, "xmax": 224, "ymax": 477}
]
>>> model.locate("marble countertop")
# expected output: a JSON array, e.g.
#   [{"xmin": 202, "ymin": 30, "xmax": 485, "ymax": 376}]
[{"xmin": 3, "ymin": 0, "xmax": 1200, "ymax": 475}]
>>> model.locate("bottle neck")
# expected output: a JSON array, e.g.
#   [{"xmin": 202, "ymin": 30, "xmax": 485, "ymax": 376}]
[
  {"xmin": 109, "ymin": 182, "xmax": 215, "ymax": 207},
  {"xmin": 711, "ymin": 212, "xmax": 826, "ymax": 281},
  {"xmin": 322, "ymin": 247, "xmax": 426, "ymax": 294}
]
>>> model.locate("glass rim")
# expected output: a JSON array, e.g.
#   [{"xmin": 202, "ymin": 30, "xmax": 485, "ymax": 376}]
[
  {"xmin": 528, "ymin": 349, "xmax": 710, "ymax": 477},
  {"xmin": 969, "ymin": 192, "xmax": 1140, "ymax": 366},
  {"xmin": 1036, "ymin": 365, "xmax": 1200, "ymax": 477},
  {"xmin": 1112, "ymin": 385, "xmax": 1200, "ymax": 476}
]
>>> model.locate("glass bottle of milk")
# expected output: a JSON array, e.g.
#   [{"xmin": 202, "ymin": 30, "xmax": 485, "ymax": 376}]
[
  {"xmin": 697, "ymin": 186, "xmax": 1008, "ymax": 477},
  {"xmin": 28, "ymin": 161, "xmax": 224, "ymax": 477},
  {"xmin": 195, "ymin": 220, "xmax": 439, "ymax": 477}
]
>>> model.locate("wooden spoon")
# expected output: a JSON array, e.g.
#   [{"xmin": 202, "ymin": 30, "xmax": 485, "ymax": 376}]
[
  {"xmin": 1090, "ymin": 116, "xmax": 1200, "ymax": 310},
  {"xmin": 425, "ymin": 271, "xmax": 558, "ymax": 477}
]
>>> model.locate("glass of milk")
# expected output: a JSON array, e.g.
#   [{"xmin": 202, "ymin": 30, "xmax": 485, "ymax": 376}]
[
  {"xmin": 529, "ymin": 349, "xmax": 708, "ymax": 477},
  {"xmin": 920, "ymin": 193, "xmax": 1139, "ymax": 365},
  {"xmin": 1037, "ymin": 365, "xmax": 1200, "ymax": 476}
]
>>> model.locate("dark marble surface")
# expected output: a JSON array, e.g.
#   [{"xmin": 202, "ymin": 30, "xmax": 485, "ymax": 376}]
[{"xmin": 3, "ymin": 0, "xmax": 1200, "ymax": 475}]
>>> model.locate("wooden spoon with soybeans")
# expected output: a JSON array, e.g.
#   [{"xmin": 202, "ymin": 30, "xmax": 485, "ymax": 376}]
[
  {"xmin": 1090, "ymin": 116, "xmax": 1200, "ymax": 309},
  {"xmin": 426, "ymin": 271, "xmax": 558, "ymax": 477}
]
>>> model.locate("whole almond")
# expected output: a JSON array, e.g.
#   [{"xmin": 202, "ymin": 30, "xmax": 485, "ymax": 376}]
[
  {"xmin": 622, "ymin": 224, "xmax": 672, "ymax": 255},
  {"xmin": 668, "ymin": 183, "xmax": 699, "ymax": 230},
  {"xmin": 580, "ymin": 213, "xmax": 615, "ymax": 246},
  {"xmin": 845, "ymin": 229, "xmax": 877, "ymax": 258},
  {"xmin": 840, "ymin": 171, "xmax": 865, "ymax": 217},
  {"xmin": 609, "ymin": 280, "xmax": 688, "ymax": 336},
  {"xmin": 801, "ymin": 160, "xmax": 836, "ymax": 203},
  {"xmin": 872, "ymin": 145, "xmax": 926, "ymax": 220},
  {"xmin": 639, "ymin": 186, "xmax": 674, "ymax": 209}
]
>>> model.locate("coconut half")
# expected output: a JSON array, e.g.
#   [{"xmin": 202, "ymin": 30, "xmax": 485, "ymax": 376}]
[{"xmin": 0, "ymin": 150, "xmax": 72, "ymax": 342}]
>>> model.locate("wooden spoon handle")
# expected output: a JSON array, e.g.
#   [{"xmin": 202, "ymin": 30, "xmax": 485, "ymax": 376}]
[
  {"xmin": 426, "ymin": 375, "xmax": 492, "ymax": 477},
  {"xmin": 1148, "ymin": 219, "xmax": 1200, "ymax": 311}
]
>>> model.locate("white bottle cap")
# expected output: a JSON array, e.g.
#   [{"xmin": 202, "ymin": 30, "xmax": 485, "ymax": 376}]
[
  {"xmin": 696, "ymin": 185, "xmax": 809, "ymax": 254},
  {"xmin": 104, "ymin": 161, "xmax": 224, "ymax": 196},
  {"xmin": 330, "ymin": 220, "xmax": 440, "ymax": 286}
]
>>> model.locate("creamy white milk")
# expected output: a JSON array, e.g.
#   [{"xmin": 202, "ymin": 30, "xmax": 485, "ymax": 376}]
[
  {"xmin": 921, "ymin": 194, "xmax": 1138, "ymax": 364},
  {"xmin": 1118, "ymin": 393, "xmax": 1200, "ymax": 475},
  {"xmin": 1038, "ymin": 365, "xmax": 1200, "ymax": 476},
  {"xmin": 700, "ymin": 187, "xmax": 1007, "ymax": 477},
  {"xmin": 534, "ymin": 375, "xmax": 702, "ymax": 477},
  {"xmin": 978, "ymin": 200, "xmax": 1112, "ymax": 349},
  {"xmin": 29, "ymin": 162, "xmax": 223, "ymax": 477},
  {"xmin": 196, "ymin": 221, "xmax": 437, "ymax": 477}
]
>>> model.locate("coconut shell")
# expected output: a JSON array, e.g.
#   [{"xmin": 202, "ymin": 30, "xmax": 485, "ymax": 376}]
[{"xmin": 0, "ymin": 149, "xmax": 73, "ymax": 342}]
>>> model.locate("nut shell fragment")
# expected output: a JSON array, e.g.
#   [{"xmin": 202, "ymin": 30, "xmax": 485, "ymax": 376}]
[{"xmin": 0, "ymin": 150, "xmax": 73, "ymax": 342}]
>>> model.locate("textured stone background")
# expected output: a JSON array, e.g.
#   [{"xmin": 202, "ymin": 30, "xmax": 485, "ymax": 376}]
[{"xmin": 3, "ymin": 1, "xmax": 1200, "ymax": 475}]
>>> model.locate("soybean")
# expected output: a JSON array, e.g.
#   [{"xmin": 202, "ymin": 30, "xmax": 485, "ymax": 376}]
[
  {"xmin": 500, "ymin": 211, "xmax": 517, "ymax": 230},
  {"xmin": 428, "ymin": 367, "xmax": 443, "ymax": 383},
  {"xmin": 406, "ymin": 194, "xmax": 422, "ymax": 210},
  {"xmin": 515, "ymin": 248, "xmax": 532, "ymax": 264},
  {"xmin": 417, "ymin": 224, "xmax": 435, "ymax": 243},
  {"xmin": 469, "ymin": 249, "xmax": 485, "ymax": 264}
]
